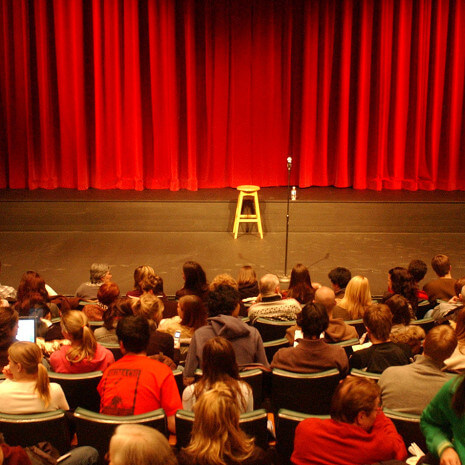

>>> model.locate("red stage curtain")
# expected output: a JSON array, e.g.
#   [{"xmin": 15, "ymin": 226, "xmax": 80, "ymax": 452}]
[{"xmin": 0, "ymin": 0, "xmax": 464, "ymax": 190}]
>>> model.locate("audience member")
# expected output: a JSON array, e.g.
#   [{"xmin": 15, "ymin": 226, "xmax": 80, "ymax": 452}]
[
  {"xmin": 184, "ymin": 285, "xmax": 269, "ymax": 382},
  {"xmin": 75, "ymin": 263, "xmax": 112, "ymax": 301},
  {"xmin": 385, "ymin": 294, "xmax": 425, "ymax": 355},
  {"xmin": 286, "ymin": 287, "xmax": 357, "ymax": 344},
  {"xmin": 349, "ymin": 303, "xmax": 411, "ymax": 373},
  {"xmin": 408, "ymin": 259, "xmax": 429, "ymax": 300},
  {"xmin": 182, "ymin": 337, "xmax": 253, "ymax": 412},
  {"xmin": 272, "ymin": 302, "xmax": 349, "ymax": 376},
  {"xmin": 291, "ymin": 376, "xmax": 407, "ymax": 465},
  {"xmin": 0, "ymin": 261, "xmax": 16, "ymax": 300},
  {"xmin": 379, "ymin": 325, "xmax": 457, "ymax": 415},
  {"xmin": 126, "ymin": 265, "xmax": 155, "ymax": 298},
  {"xmin": 423, "ymin": 254, "xmax": 457, "ymax": 302},
  {"xmin": 444, "ymin": 307, "xmax": 465, "ymax": 373},
  {"xmin": 328, "ymin": 267, "xmax": 351, "ymax": 300},
  {"xmin": 178, "ymin": 382, "xmax": 270, "ymax": 465},
  {"xmin": 209, "ymin": 273, "xmax": 238, "ymax": 291},
  {"xmin": 248, "ymin": 274, "xmax": 301, "ymax": 323},
  {"xmin": 428, "ymin": 279, "xmax": 465, "ymax": 323},
  {"xmin": 158, "ymin": 295, "xmax": 207, "ymax": 360},
  {"xmin": 14, "ymin": 271, "xmax": 59, "ymax": 318},
  {"xmin": 383, "ymin": 267, "xmax": 418, "ymax": 316},
  {"xmin": 0, "ymin": 306, "xmax": 18, "ymax": 370},
  {"xmin": 0, "ymin": 341, "xmax": 69, "ymax": 413},
  {"xmin": 94, "ymin": 297, "xmax": 133, "ymax": 343},
  {"xmin": 175, "ymin": 261, "xmax": 209, "ymax": 301},
  {"xmin": 82, "ymin": 282, "xmax": 120, "ymax": 321},
  {"xmin": 98, "ymin": 316, "xmax": 182, "ymax": 433},
  {"xmin": 421, "ymin": 374, "xmax": 465, "ymax": 464},
  {"xmin": 333, "ymin": 276, "xmax": 372, "ymax": 320},
  {"xmin": 109, "ymin": 424, "xmax": 177, "ymax": 465},
  {"xmin": 237, "ymin": 265, "xmax": 259, "ymax": 300},
  {"xmin": 49, "ymin": 311, "xmax": 114, "ymax": 373},
  {"xmin": 285, "ymin": 264, "xmax": 316, "ymax": 305},
  {"xmin": 139, "ymin": 273, "xmax": 178, "ymax": 318},
  {"xmin": 132, "ymin": 293, "xmax": 175, "ymax": 361}
]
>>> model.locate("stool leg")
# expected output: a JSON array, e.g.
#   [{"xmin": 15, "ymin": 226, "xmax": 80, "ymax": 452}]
[
  {"xmin": 253, "ymin": 192, "xmax": 264, "ymax": 239},
  {"xmin": 233, "ymin": 192, "xmax": 244, "ymax": 239}
]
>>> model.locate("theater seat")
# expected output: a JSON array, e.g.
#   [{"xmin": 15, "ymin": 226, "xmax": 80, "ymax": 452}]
[
  {"xmin": 263, "ymin": 338, "xmax": 290, "ymax": 364},
  {"xmin": 350, "ymin": 368, "xmax": 381, "ymax": 382},
  {"xmin": 0, "ymin": 410, "xmax": 70, "ymax": 454},
  {"xmin": 271, "ymin": 368, "xmax": 340, "ymax": 415},
  {"xmin": 383, "ymin": 408, "xmax": 426, "ymax": 451},
  {"xmin": 253, "ymin": 318, "xmax": 296, "ymax": 342}
]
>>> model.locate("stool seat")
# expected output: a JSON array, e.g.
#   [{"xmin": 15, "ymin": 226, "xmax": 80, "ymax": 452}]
[{"xmin": 233, "ymin": 185, "xmax": 263, "ymax": 239}]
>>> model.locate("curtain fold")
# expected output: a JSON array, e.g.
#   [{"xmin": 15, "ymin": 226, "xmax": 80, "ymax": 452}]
[{"xmin": 0, "ymin": 0, "xmax": 464, "ymax": 191}]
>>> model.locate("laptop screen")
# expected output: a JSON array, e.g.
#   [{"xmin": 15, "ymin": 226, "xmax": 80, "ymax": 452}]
[{"xmin": 17, "ymin": 317, "xmax": 37, "ymax": 343}]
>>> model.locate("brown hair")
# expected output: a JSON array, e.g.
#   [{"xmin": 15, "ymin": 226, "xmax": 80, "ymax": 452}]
[
  {"xmin": 0, "ymin": 306, "xmax": 18, "ymax": 345},
  {"xmin": 139, "ymin": 274, "xmax": 164, "ymax": 294},
  {"xmin": 61, "ymin": 311, "xmax": 97, "ymax": 363},
  {"xmin": 194, "ymin": 337, "xmax": 248, "ymax": 411},
  {"xmin": 330, "ymin": 376, "xmax": 380, "ymax": 424},
  {"xmin": 237, "ymin": 266, "xmax": 257, "ymax": 286},
  {"xmin": 455, "ymin": 277, "xmax": 465, "ymax": 297},
  {"xmin": 288, "ymin": 264, "xmax": 315, "ymax": 305},
  {"xmin": 385, "ymin": 294, "xmax": 412, "ymax": 326},
  {"xmin": 423, "ymin": 325, "xmax": 457, "ymax": 364},
  {"xmin": 209, "ymin": 274, "xmax": 238, "ymax": 291},
  {"xmin": 363, "ymin": 304, "xmax": 392, "ymax": 341},
  {"xmin": 133, "ymin": 265, "xmax": 155, "ymax": 291},
  {"xmin": 97, "ymin": 282, "xmax": 120, "ymax": 306},
  {"xmin": 132, "ymin": 293, "xmax": 164, "ymax": 325},
  {"xmin": 179, "ymin": 295, "xmax": 207, "ymax": 330},
  {"xmin": 8, "ymin": 342, "xmax": 51, "ymax": 407},
  {"xmin": 15, "ymin": 271, "xmax": 49, "ymax": 316},
  {"xmin": 432, "ymin": 254, "xmax": 451, "ymax": 277}
]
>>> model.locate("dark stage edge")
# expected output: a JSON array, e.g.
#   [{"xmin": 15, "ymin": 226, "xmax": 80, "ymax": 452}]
[{"xmin": 1, "ymin": 187, "xmax": 465, "ymax": 298}]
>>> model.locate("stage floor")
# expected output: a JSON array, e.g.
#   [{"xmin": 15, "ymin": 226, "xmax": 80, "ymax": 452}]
[{"xmin": 1, "ymin": 187, "xmax": 465, "ymax": 297}]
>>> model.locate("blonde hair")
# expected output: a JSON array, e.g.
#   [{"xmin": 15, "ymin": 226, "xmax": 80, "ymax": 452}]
[
  {"xmin": 338, "ymin": 276, "xmax": 372, "ymax": 319},
  {"xmin": 61, "ymin": 311, "xmax": 97, "ymax": 363},
  {"xmin": 8, "ymin": 341, "xmax": 51, "ymax": 407},
  {"xmin": 184, "ymin": 382, "xmax": 255, "ymax": 465},
  {"xmin": 132, "ymin": 293, "xmax": 164, "ymax": 325},
  {"xmin": 110, "ymin": 424, "xmax": 177, "ymax": 465}
]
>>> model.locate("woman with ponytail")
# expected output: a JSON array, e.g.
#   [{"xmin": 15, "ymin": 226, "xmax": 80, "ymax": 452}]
[
  {"xmin": 0, "ymin": 341, "xmax": 69, "ymax": 413},
  {"xmin": 50, "ymin": 310, "xmax": 114, "ymax": 373}
]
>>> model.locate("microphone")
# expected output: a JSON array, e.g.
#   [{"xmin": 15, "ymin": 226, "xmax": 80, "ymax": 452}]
[{"xmin": 287, "ymin": 156, "xmax": 292, "ymax": 169}]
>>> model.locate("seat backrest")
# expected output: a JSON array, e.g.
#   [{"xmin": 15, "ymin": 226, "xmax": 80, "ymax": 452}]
[
  {"xmin": 173, "ymin": 368, "xmax": 185, "ymax": 397},
  {"xmin": 271, "ymin": 368, "xmax": 340, "ymax": 415},
  {"xmin": 263, "ymin": 338, "xmax": 290, "ymax": 364},
  {"xmin": 276, "ymin": 409, "xmax": 329, "ymax": 465},
  {"xmin": 410, "ymin": 317, "xmax": 435, "ymax": 333},
  {"xmin": 345, "ymin": 319, "xmax": 365, "ymax": 337},
  {"xmin": 383, "ymin": 408, "xmax": 426, "ymax": 451},
  {"xmin": 175, "ymin": 409, "xmax": 268, "ymax": 450},
  {"xmin": 74, "ymin": 407, "xmax": 166, "ymax": 463},
  {"xmin": 0, "ymin": 410, "xmax": 70, "ymax": 454},
  {"xmin": 48, "ymin": 370, "xmax": 102, "ymax": 412},
  {"xmin": 253, "ymin": 318, "xmax": 296, "ymax": 342},
  {"xmin": 350, "ymin": 368, "xmax": 381, "ymax": 382},
  {"xmin": 239, "ymin": 369, "xmax": 263, "ymax": 410}
]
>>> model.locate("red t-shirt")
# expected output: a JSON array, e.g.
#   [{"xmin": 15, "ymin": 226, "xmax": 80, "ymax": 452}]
[{"xmin": 98, "ymin": 354, "xmax": 182, "ymax": 416}]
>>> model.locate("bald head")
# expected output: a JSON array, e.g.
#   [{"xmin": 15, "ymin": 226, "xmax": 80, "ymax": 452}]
[
  {"xmin": 315, "ymin": 286, "xmax": 337, "ymax": 316},
  {"xmin": 259, "ymin": 274, "xmax": 280, "ymax": 297}
]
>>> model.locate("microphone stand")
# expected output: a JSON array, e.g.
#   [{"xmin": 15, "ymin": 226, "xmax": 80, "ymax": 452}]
[{"xmin": 279, "ymin": 157, "xmax": 292, "ymax": 284}]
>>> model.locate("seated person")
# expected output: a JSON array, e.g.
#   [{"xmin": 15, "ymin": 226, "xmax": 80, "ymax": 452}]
[
  {"xmin": 408, "ymin": 259, "xmax": 429, "ymax": 300},
  {"xmin": 423, "ymin": 254, "xmax": 457, "ymax": 302},
  {"xmin": 248, "ymin": 274, "xmax": 301, "ymax": 323},
  {"xmin": 379, "ymin": 325, "xmax": 457, "ymax": 415},
  {"xmin": 292, "ymin": 376, "xmax": 407, "ymax": 465},
  {"xmin": 94, "ymin": 297, "xmax": 134, "ymax": 344},
  {"xmin": 178, "ymin": 382, "xmax": 269, "ymax": 465},
  {"xmin": 184, "ymin": 285, "xmax": 269, "ymax": 383},
  {"xmin": 75, "ymin": 263, "xmax": 112, "ymax": 301},
  {"xmin": 175, "ymin": 261, "xmax": 209, "ymax": 302},
  {"xmin": 126, "ymin": 265, "xmax": 155, "ymax": 298},
  {"xmin": 328, "ymin": 266, "xmax": 352, "ymax": 301},
  {"xmin": 158, "ymin": 295, "xmax": 207, "ymax": 361},
  {"xmin": 286, "ymin": 286, "xmax": 358, "ymax": 344},
  {"xmin": 131, "ymin": 293, "xmax": 174, "ymax": 361},
  {"xmin": 182, "ymin": 337, "xmax": 253, "ymax": 412},
  {"xmin": 444, "ymin": 306, "xmax": 465, "ymax": 373},
  {"xmin": 0, "ymin": 341, "xmax": 69, "ymax": 414},
  {"xmin": 82, "ymin": 282, "xmax": 120, "ymax": 321},
  {"xmin": 138, "ymin": 273, "xmax": 178, "ymax": 319},
  {"xmin": 49, "ymin": 311, "xmax": 115, "ymax": 373},
  {"xmin": 98, "ymin": 316, "xmax": 182, "ymax": 433},
  {"xmin": 333, "ymin": 276, "xmax": 372, "ymax": 320},
  {"xmin": 272, "ymin": 302, "xmax": 349, "ymax": 376},
  {"xmin": 349, "ymin": 303, "xmax": 411, "ymax": 373},
  {"xmin": 0, "ymin": 306, "xmax": 18, "ymax": 370},
  {"xmin": 108, "ymin": 424, "xmax": 177, "ymax": 465}
]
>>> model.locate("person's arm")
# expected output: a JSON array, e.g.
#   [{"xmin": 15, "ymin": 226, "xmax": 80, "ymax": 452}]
[
  {"xmin": 182, "ymin": 385, "xmax": 195, "ymax": 411},
  {"xmin": 348, "ymin": 348, "xmax": 366, "ymax": 370},
  {"xmin": 372, "ymin": 412, "xmax": 407, "ymax": 461},
  {"xmin": 183, "ymin": 334, "xmax": 199, "ymax": 379},
  {"xmin": 160, "ymin": 371, "xmax": 183, "ymax": 434},
  {"xmin": 421, "ymin": 380, "xmax": 457, "ymax": 460},
  {"xmin": 52, "ymin": 384, "xmax": 70, "ymax": 411}
]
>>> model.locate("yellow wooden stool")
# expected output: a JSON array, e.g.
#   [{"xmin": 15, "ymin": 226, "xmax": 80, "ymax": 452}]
[{"xmin": 233, "ymin": 185, "xmax": 263, "ymax": 239}]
